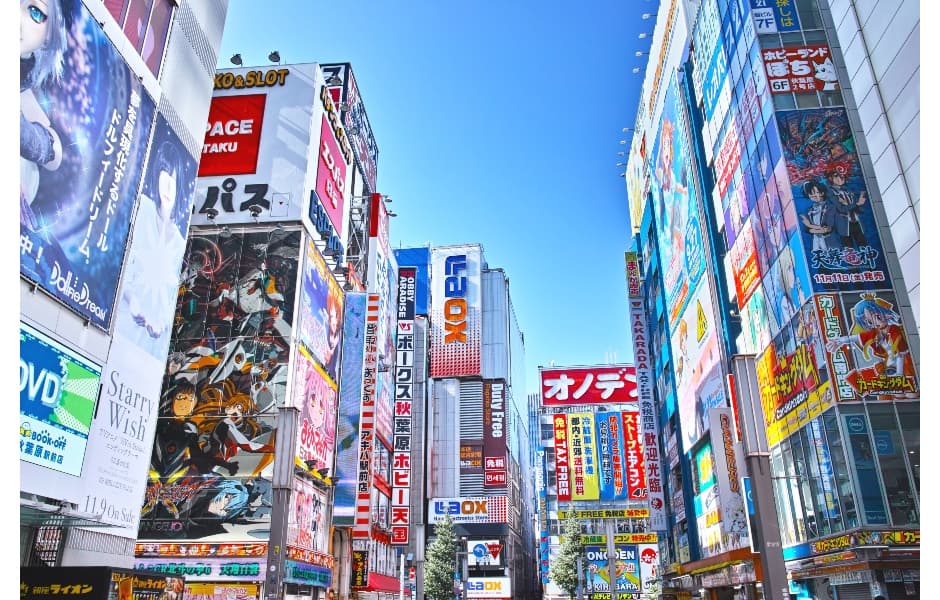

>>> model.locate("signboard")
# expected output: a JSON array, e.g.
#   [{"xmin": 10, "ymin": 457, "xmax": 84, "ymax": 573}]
[
  {"xmin": 540, "ymin": 365, "xmax": 638, "ymax": 405},
  {"xmin": 483, "ymin": 380, "xmax": 508, "ymax": 488},
  {"xmin": 193, "ymin": 63, "xmax": 319, "ymax": 225},
  {"xmin": 707, "ymin": 408, "xmax": 750, "ymax": 552},
  {"xmin": 466, "ymin": 577, "xmax": 511, "ymax": 599},
  {"xmin": 352, "ymin": 293, "xmax": 381, "ymax": 539},
  {"xmin": 763, "ymin": 45, "xmax": 839, "ymax": 94},
  {"xmin": 391, "ymin": 267, "xmax": 417, "ymax": 545},
  {"xmin": 333, "ymin": 293, "xmax": 367, "ymax": 524},
  {"xmin": 321, "ymin": 63, "xmax": 380, "ymax": 192},
  {"xmin": 19, "ymin": 323, "xmax": 100, "ymax": 477},
  {"xmin": 568, "ymin": 413, "xmax": 601, "ymax": 501},
  {"xmin": 429, "ymin": 245, "xmax": 482, "ymax": 377},
  {"xmin": 293, "ymin": 347, "xmax": 338, "ymax": 482},
  {"xmin": 553, "ymin": 414, "xmax": 571, "ymax": 502},
  {"xmin": 749, "ymin": 0, "xmax": 802, "ymax": 33},
  {"xmin": 597, "ymin": 412, "xmax": 628, "ymax": 501},
  {"xmin": 20, "ymin": 0, "xmax": 156, "ymax": 329},
  {"xmin": 467, "ymin": 540, "xmax": 504, "ymax": 567},
  {"xmin": 297, "ymin": 235, "xmax": 345, "ymax": 383},
  {"xmin": 622, "ymin": 412, "xmax": 648, "ymax": 500},
  {"xmin": 427, "ymin": 496, "xmax": 509, "ymax": 525},
  {"xmin": 133, "ymin": 558, "xmax": 265, "ymax": 580},
  {"xmin": 287, "ymin": 476, "xmax": 329, "ymax": 553}
]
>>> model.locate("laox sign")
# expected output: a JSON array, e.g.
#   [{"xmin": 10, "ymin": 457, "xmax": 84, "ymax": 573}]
[
  {"xmin": 433, "ymin": 500, "xmax": 488, "ymax": 515},
  {"xmin": 443, "ymin": 254, "xmax": 468, "ymax": 343}
]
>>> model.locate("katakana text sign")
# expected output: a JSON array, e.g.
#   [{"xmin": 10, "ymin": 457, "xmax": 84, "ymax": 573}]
[{"xmin": 540, "ymin": 365, "xmax": 637, "ymax": 406}]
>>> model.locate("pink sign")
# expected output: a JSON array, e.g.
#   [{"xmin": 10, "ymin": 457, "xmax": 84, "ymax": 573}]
[{"xmin": 316, "ymin": 114, "xmax": 347, "ymax": 238}]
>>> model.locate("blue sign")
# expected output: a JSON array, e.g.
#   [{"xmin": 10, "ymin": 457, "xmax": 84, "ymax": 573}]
[{"xmin": 749, "ymin": 0, "xmax": 801, "ymax": 33}]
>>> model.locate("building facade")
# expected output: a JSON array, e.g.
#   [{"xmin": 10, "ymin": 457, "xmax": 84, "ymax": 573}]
[
  {"xmin": 625, "ymin": 0, "xmax": 920, "ymax": 599},
  {"xmin": 20, "ymin": 0, "xmax": 229, "ymax": 571}
]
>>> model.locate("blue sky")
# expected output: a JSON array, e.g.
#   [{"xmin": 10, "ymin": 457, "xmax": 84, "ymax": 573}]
[{"xmin": 219, "ymin": 0, "xmax": 659, "ymax": 394}]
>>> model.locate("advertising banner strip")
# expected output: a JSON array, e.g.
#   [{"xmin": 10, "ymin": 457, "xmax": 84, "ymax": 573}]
[
  {"xmin": 568, "ymin": 413, "xmax": 601, "ymax": 501},
  {"xmin": 622, "ymin": 412, "xmax": 649, "ymax": 501},
  {"xmin": 427, "ymin": 496, "xmax": 509, "ymax": 525},
  {"xmin": 553, "ymin": 413, "xmax": 571, "ymax": 501},
  {"xmin": 353, "ymin": 294, "xmax": 381, "ymax": 538},
  {"xmin": 391, "ymin": 267, "xmax": 417, "ymax": 545}
]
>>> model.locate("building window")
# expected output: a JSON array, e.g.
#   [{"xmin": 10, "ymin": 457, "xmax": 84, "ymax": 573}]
[
  {"xmin": 869, "ymin": 404, "xmax": 919, "ymax": 526},
  {"xmin": 103, "ymin": 0, "xmax": 175, "ymax": 78}
]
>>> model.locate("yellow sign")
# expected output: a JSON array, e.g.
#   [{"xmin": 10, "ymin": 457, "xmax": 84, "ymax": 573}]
[
  {"xmin": 578, "ymin": 533, "xmax": 659, "ymax": 544},
  {"xmin": 696, "ymin": 299, "xmax": 708, "ymax": 342},
  {"xmin": 558, "ymin": 508, "xmax": 650, "ymax": 519}
]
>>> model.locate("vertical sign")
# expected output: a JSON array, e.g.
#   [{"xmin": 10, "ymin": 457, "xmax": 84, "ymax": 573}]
[
  {"xmin": 597, "ymin": 412, "xmax": 627, "ymax": 501},
  {"xmin": 391, "ymin": 267, "xmax": 417, "ymax": 545},
  {"xmin": 429, "ymin": 245, "xmax": 482, "ymax": 377},
  {"xmin": 568, "ymin": 413, "xmax": 600, "ymax": 501},
  {"xmin": 353, "ymin": 294, "xmax": 381, "ymax": 538},
  {"xmin": 622, "ymin": 412, "xmax": 649, "ymax": 500},
  {"xmin": 626, "ymin": 251, "xmax": 667, "ymax": 531},
  {"xmin": 552, "ymin": 414, "xmax": 571, "ymax": 502},
  {"xmin": 483, "ymin": 380, "xmax": 508, "ymax": 488}
]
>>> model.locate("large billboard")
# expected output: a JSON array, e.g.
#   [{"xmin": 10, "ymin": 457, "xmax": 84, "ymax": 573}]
[
  {"xmin": 553, "ymin": 414, "xmax": 571, "ymax": 502},
  {"xmin": 333, "ymin": 293, "xmax": 367, "ymax": 524},
  {"xmin": 430, "ymin": 245, "xmax": 482, "ymax": 377},
  {"xmin": 706, "ymin": 407, "xmax": 750, "ymax": 553},
  {"xmin": 293, "ymin": 346, "xmax": 338, "ymax": 482},
  {"xmin": 193, "ymin": 64, "xmax": 322, "ymax": 226},
  {"xmin": 297, "ymin": 235, "xmax": 345, "ymax": 383},
  {"xmin": 20, "ymin": 0, "xmax": 156, "ymax": 328},
  {"xmin": 540, "ymin": 365, "xmax": 638, "ymax": 406},
  {"xmin": 483, "ymin": 380, "xmax": 508, "ymax": 488},
  {"xmin": 777, "ymin": 108, "xmax": 890, "ymax": 292},
  {"xmin": 321, "ymin": 63, "xmax": 380, "ymax": 193},
  {"xmin": 20, "ymin": 322, "xmax": 101, "ymax": 477},
  {"xmin": 762, "ymin": 45, "xmax": 839, "ymax": 94},
  {"xmin": 649, "ymin": 76, "xmax": 706, "ymax": 329},
  {"xmin": 596, "ymin": 412, "xmax": 628, "ymax": 501},
  {"xmin": 287, "ymin": 476, "xmax": 330, "ymax": 554},
  {"xmin": 427, "ymin": 496, "xmax": 509, "ymax": 525}
]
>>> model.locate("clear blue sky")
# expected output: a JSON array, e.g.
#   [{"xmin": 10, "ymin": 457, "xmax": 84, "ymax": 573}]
[{"xmin": 218, "ymin": 0, "xmax": 660, "ymax": 394}]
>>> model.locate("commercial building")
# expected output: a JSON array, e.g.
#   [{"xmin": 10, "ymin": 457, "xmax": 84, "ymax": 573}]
[
  {"xmin": 396, "ymin": 244, "xmax": 538, "ymax": 600},
  {"xmin": 625, "ymin": 0, "xmax": 919, "ymax": 599},
  {"xmin": 20, "ymin": 0, "xmax": 229, "ymax": 571}
]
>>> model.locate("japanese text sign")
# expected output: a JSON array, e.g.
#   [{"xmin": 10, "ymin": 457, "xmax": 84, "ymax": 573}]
[{"xmin": 540, "ymin": 365, "xmax": 638, "ymax": 406}]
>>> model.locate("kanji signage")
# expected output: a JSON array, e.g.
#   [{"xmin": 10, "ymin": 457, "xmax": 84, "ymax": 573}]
[{"xmin": 762, "ymin": 45, "xmax": 838, "ymax": 94}]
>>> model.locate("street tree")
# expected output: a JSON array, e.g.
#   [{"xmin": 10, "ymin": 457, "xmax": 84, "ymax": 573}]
[
  {"xmin": 424, "ymin": 513, "xmax": 459, "ymax": 600},
  {"xmin": 549, "ymin": 510, "xmax": 585, "ymax": 599}
]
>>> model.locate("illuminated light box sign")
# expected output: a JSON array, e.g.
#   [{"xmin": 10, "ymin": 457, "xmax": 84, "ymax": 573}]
[
  {"xmin": 133, "ymin": 558, "xmax": 265, "ymax": 581},
  {"xmin": 19, "ymin": 322, "xmax": 101, "ymax": 476},
  {"xmin": 540, "ymin": 365, "xmax": 638, "ymax": 405},
  {"xmin": 428, "ymin": 496, "xmax": 508, "ymax": 524},
  {"xmin": 466, "ymin": 577, "xmax": 511, "ymax": 599},
  {"xmin": 135, "ymin": 542, "xmax": 267, "ymax": 558},
  {"xmin": 283, "ymin": 560, "xmax": 332, "ymax": 586}
]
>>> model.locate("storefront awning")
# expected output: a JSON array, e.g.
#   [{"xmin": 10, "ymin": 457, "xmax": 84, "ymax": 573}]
[{"xmin": 355, "ymin": 572, "xmax": 401, "ymax": 593}]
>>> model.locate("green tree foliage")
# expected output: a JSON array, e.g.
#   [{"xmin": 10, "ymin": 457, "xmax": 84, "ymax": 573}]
[
  {"xmin": 549, "ymin": 511, "xmax": 585, "ymax": 600},
  {"xmin": 424, "ymin": 514, "xmax": 459, "ymax": 600}
]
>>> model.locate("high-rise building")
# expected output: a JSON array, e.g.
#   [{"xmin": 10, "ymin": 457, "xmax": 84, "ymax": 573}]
[
  {"xmin": 20, "ymin": 0, "xmax": 229, "ymax": 574},
  {"xmin": 625, "ymin": 0, "xmax": 919, "ymax": 599}
]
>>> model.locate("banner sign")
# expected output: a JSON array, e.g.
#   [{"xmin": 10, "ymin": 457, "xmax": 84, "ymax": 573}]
[
  {"xmin": 428, "ymin": 496, "xmax": 508, "ymax": 525},
  {"xmin": 541, "ymin": 365, "xmax": 638, "ymax": 405},
  {"xmin": 293, "ymin": 347, "xmax": 338, "ymax": 482},
  {"xmin": 597, "ymin": 412, "xmax": 627, "ymax": 501},
  {"xmin": 298, "ymin": 236, "xmax": 345, "ymax": 384},
  {"xmin": 557, "ymin": 509, "xmax": 650, "ymax": 520},
  {"xmin": 333, "ymin": 293, "xmax": 367, "ymax": 523},
  {"xmin": 483, "ymin": 380, "xmax": 508, "ymax": 488},
  {"xmin": 429, "ymin": 245, "xmax": 482, "ymax": 377},
  {"xmin": 553, "ymin": 413, "xmax": 571, "ymax": 501},
  {"xmin": 20, "ymin": 0, "xmax": 156, "ymax": 328},
  {"xmin": 622, "ymin": 412, "xmax": 649, "ymax": 500},
  {"xmin": 749, "ymin": 0, "xmax": 801, "ymax": 33},
  {"xmin": 353, "ymin": 294, "xmax": 381, "ymax": 538},
  {"xmin": 391, "ymin": 267, "xmax": 417, "ymax": 545},
  {"xmin": 763, "ymin": 45, "xmax": 839, "ymax": 94},
  {"xmin": 20, "ymin": 323, "xmax": 100, "ymax": 477},
  {"xmin": 569, "ymin": 413, "xmax": 601, "ymax": 501},
  {"xmin": 134, "ymin": 558, "xmax": 265, "ymax": 581},
  {"xmin": 135, "ymin": 542, "xmax": 268, "ymax": 558}
]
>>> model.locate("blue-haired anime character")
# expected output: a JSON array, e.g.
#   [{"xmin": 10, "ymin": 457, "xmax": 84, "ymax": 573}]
[
  {"xmin": 826, "ymin": 293, "xmax": 913, "ymax": 378},
  {"xmin": 21, "ymin": 0, "xmax": 68, "ymax": 230}
]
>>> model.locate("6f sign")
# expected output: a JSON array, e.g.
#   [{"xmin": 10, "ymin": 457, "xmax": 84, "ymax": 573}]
[{"xmin": 444, "ymin": 255, "xmax": 468, "ymax": 343}]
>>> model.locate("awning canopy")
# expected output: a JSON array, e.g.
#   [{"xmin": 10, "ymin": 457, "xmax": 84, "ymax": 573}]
[{"xmin": 352, "ymin": 572, "xmax": 401, "ymax": 594}]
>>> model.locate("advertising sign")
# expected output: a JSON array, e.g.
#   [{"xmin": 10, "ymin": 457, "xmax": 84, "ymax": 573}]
[
  {"xmin": 19, "ymin": 323, "xmax": 100, "ymax": 477},
  {"xmin": 333, "ymin": 293, "xmax": 366, "ymax": 523},
  {"xmin": 394, "ymin": 247, "xmax": 431, "ymax": 316},
  {"xmin": 583, "ymin": 545, "xmax": 642, "ymax": 595},
  {"xmin": 293, "ymin": 347, "xmax": 338, "ymax": 482},
  {"xmin": 749, "ymin": 0, "xmax": 801, "ymax": 33},
  {"xmin": 430, "ymin": 245, "xmax": 483, "ymax": 377},
  {"xmin": 671, "ymin": 281, "xmax": 725, "ymax": 454},
  {"xmin": 193, "ymin": 63, "xmax": 318, "ymax": 225},
  {"xmin": 707, "ymin": 408, "xmax": 750, "ymax": 552},
  {"xmin": 20, "ymin": 0, "xmax": 156, "ymax": 329},
  {"xmin": 297, "ymin": 235, "xmax": 344, "ymax": 383},
  {"xmin": 321, "ymin": 63, "xmax": 380, "ymax": 192},
  {"xmin": 540, "ymin": 365, "xmax": 638, "ymax": 405},
  {"xmin": 483, "ymin": 380, "xmax": 508, "ymax": 488},
  {"xmin": 461, "ymin": 441, "xmax": 484, "ymax": 473},
  {"xmin": 20, "ymin": 567, "xmax": 184, "ymax": 600},
  {"xmin": 391, "ymin": 267, "xmax": 417, "ymax": 545},
  {"xmin": 568, "ymin": 413, "xmax": 601, "ymax": 501},
  {"xmin": 287, "ymin": 476, "xmax": 329, "ymax": 553},
  {"xmin": 763, "ymin": 45, "xmax": 839, "ymax": 94},
  {"xmin": 134, "ymin": 558, "xmax": 266, "ymax": 581},
  {"xmin": 427, "ymin": 496, "xmax": 509, "ymax": 525},
  {"xmin": 103, "ymin": 0, "xmax": 175, "ymax": 77},
  {"xmin": 315, "ymin": 110, "xmax": 348, "ymax": 238},
  {"xmin": 352, "ymin": 294, "xmax": 381, "ymax": 538},
  {"xmin": 693, "ymin": 441, "xmax": 724, "ymax": 558},
  {"xmin": 552, "ymin": 414, "xmax": 571, "ymax": 502},
  {"xmin": 650, "ymin": 77, "xmax": 706, "ymax": 329},
  {"xmin": 817, "ymin": 291, "xmax": 918, "ymax": 400},
  {"xmin": 730, "ymin": 219, "xmax": 762, "ymax": 311},
  {"xmin": 597, "ymin": 412, "xmax": 627, "ymax": 501},
  {"xmin": 622, "ymin": 412, "xmax": 648, "ymax": 500},
  {"xmin": 466, "ymin": 577, "xmax": 511, "ymax": 599},
  {"xmin": 777, "ymin": 108, "xmax": 890, "ymax": 291}
]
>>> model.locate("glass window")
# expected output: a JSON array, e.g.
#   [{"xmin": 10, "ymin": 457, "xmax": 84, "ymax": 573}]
[
  {"xmin": 771, "ymin": 445, "xmax": 798, "ymax": 545},
  {"xmin": 759, "ymin": 34, "xmax": 782, "ymax": 49},
  {"xmin": 790, "ymin": 431, "xmax": 818, "ymax": 540},
  {"xmin": 795, "ymin": 92, "xmax": 820, "ymax": 108},
  {"xmin": 799, "ymin": 424, "xmax": 831, "ymax": 537},
  {"xmin": 781, "ymin": 32, "xmax": 805, "ymax": 46},
  {"xmin": 896, "ymin": 403, "xmax": 919, "ymax": 494},
  {"xmin": 869, "ymin": 404, "xmax": 918, "ymax": 525},
  {"xmin": 795, "ymin": 0, "xmax": 824, "ymax": 30},
  {"xmin": 842, "ymin": 410, "xmax": 890, "ymax": 525},
  {"xmin": 820, "ymin": 90, "xmax": 845, "ymax": 107},
  {"xmin": 811, "ymin": 416, "xmax": 845, "ymax": 533},
  {"xmin": 824, "ymin": 410, "xmax": 858, "ymax": 528},
  {"xmin": 774, "ymin": 94, "xmax": 796, "ymax": 110},
  {"xmin": 803, "ymin": 29, "xmax": 828, "ymax": 44}
]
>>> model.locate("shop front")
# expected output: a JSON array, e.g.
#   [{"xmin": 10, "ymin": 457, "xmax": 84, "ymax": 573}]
[
  {"xmin": 21, "ymin": 567, "xmax": 184, "ymax": 600},
  {"xmin": 134, "ymin": 542, "xmax": 268, "ymax": 600}
]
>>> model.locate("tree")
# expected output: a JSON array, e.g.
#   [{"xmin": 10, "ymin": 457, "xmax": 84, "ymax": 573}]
[
  {"xmin": 424, "ymin": 514, "xmax": 459, "ymax": 600},
  {"xmin": 549, "ymin": 510, "xmax": 585, "ymax": 600}
]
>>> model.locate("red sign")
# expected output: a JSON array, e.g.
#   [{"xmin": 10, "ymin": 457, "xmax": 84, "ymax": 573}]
[
  {"xmin": 714, "ymin": 119, "xmax": 741, "ymax": 201},
  {"xmin": 625, "ymin": 252, "xmax": 642, "ymax": 298},
  {"xmin": 198, "ymin": 94, "xmax": 266, "ymax": 176},
  {"xmin": 316, "ymin": 114, "xmax": 347, "ymax": 236},
  {"xmin": 729, "ymin": 220, "xmax": 761, "ymax": 310},
  {"xmin": 487, "ymin": 543, "xmax": 503, "ymax": 559},
  {"xmin": 622, "ymin": 412, "xmax": 648, "ymax": 500},
  {"xmin": 541, "ymin": 365, "xmax": 637, "ymax": 406},
  {"xmin": 762, "ymin": 44, "xmax": 839, "ymax": 94},
  {"xmin": 553, "ymin": 414, "xmax": 571, "ymax": 501}
]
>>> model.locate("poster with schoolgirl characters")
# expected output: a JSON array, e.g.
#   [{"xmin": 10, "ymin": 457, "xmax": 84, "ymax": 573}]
[
  {"xmin": 777, "ymin": 108, "xmax": 890, "ymax": 292},
  {"xmin": 293, "ymin": 346, "xmax": 337, "ymax": 483},
  {"xmin": 817, "ymin": 291, "xmax": 918, "ymax": 401},
  {"xmin": 297, "ymin": 235, "xmax": 344, "ymax": 383},
  {"xmin": 20, "ymin": 0, "xmax": 156, "ymax": 329}
]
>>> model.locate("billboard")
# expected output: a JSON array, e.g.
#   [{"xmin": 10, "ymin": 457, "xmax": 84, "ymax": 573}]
[
  {"xmin": 103, "ymin": 0, "xmax": 175, "ymax": 77},
  {"xmin": 622, "ymin": 412, "xmax": 649, "ymax": 500},
  {"xmin": 707, "ymin": 407, "xmax": 750, "ymax": 552},
  {"xmin": 540, "ymin": 365, "xmax": 638, "ymax": 405},
  {"xmin": 321, "ymin": 63, "xmax": 380, "ymax": 193},
  {"xmin": 483, "ymin": 380, "xmax": 508, "ymax": 488},
  {"xmin": 568, "ymin": 413, "xmax": 600, "ymax": 501},
  {"xmin": 352, "ymin": 293, "xmax": 381, "ymax": 538},
  {"xmin": 394, "ymin": 247, "xmax": 431, "ymax": 316},
  {"xmin": 763, "ymin": 45, "xmax": 839, "ymax": 94},
  {"xmin": 729, "ymin": 218, "xmax": 762, "ymax": 310},
  {"xmin": 115, "ymin": 115, "xmax": 196, "ymax": 359},
  {"xmin": 817, "ymin": 291, "xmax": 918, "ymax": 400},
  {"xmin": 749, "ymin": 0, "xmax": 801, "ymax": 34},
  {"xmin": 391, "ymin": 267, "xmax": 417, "ymax": 545},
  {"xmin": 430, "ymin": 245, "xmax": 482, "ymax": 377},
  {"xmin": 467, "ymin": 540, "xmax": 504, "ymax": 567},
  {"xmin": 671, "ymin": 281, "xmax": 725, "ymax": 454},
  {"xmin": 649, "ymin": 77, "xmax": 706, "ymax": 329},
  {"xmin": 777, "ymin": 108, "xmax": 890, "ymax": 292},
  {"xmin": 287, "ymin": 476, "xmax": 330, "ymax": 553},
  {"xmin": 20, "ymin": 0, "xmax": 156, "ymax": 328},
  {"xmin": 427, "ymin": 496, "xmax": 509, "ymax": 525},
  {"xmin": 333, "ymin": 293, "xmax": 366, "ymax": 523},
  {"xmin": 297, "ymin": 235, "xmax": 345, "ymax": 383},
  {"xmin": 583, "ymin": 545, "xmax": 642, "ymax": 596},
  {"xmin": 552, "ymin": 414, "xmax": 571, "ymax": 502},
  {"xmin": 20, "ymin": 322, "xmax": 100, "ymax": 477},
  {"xmin": 193, "ymin": 64, "xmax": 320, "ymax": 225},
  {"xmin": 597, "ymin": 412, "xmax": 628, "ymax": 501},
  {"xmin": 293, "ymin": 346, "xmax": 338, "ymax": 482}
]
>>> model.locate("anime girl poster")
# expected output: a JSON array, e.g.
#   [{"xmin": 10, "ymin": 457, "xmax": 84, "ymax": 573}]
[
  {"xmin": 297, "ymin": 235, "xmax": 344, "ymax": 383},
  {"xmin": 20, "ymin": 0, "xmax": 156, "ymax": 328},
  {"xmin": 293, "ymin": 346, "xmax": 338, "ymax": 482}
]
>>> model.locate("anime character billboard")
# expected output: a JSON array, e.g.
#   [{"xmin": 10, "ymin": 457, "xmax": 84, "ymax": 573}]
[
  {"xmin": 139, "ymin": 230, "xmax": 300, "ymax": 540},
  {"xmin": 297, "ymin": 236, "xmax": 344, "ymax": 383},
  {"xmin": 293, "ymin": 346, "xmax": 337, "ymax": 482},
  {"xmin": 777, "ymin": 108, "xmax": 890, "ymax": 292},
  {"xmin": 818, "ymin": 291, "xmax": 918, "ymax": 400},
  {"xmin": 20, "ymin": 0, "xmax": 156, "ymax": 328},
  {"xmin": 332, "ymin": 292, "xmax": 366, "ymax": 524},
  {"xmin": 287, "ymin": 476, "xmax": 329, "ymax": 553},
  {"xmin": 649, "ymin": 76, "xmax": 706, "ymax": 328}
]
